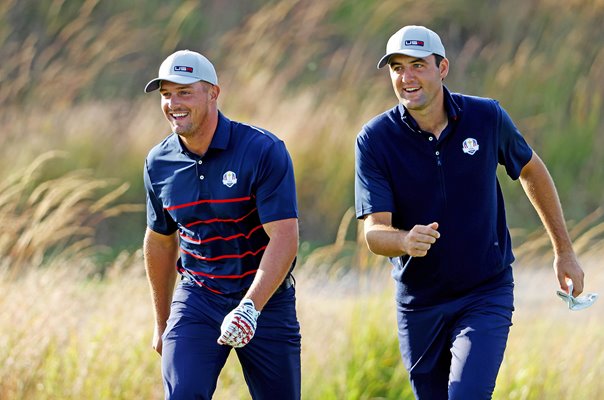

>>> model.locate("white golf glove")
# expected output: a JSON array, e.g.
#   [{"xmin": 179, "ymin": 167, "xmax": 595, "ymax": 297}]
[
  {"xmin": 556, "ymin": 281, "xmax": 599, "ymax": 311},
  {"xmin": 217, "ymin": 299, "xmax": 261, "ymax": 348}
]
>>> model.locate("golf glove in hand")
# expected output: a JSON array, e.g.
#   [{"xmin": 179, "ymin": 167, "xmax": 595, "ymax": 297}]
[
  {"xmin": 556, "ymin": 281, "xmax": 599, "ymax": 311},
  {"xmin": 218, "ymin": 299, "xmax": 260, "ymax": 348}
]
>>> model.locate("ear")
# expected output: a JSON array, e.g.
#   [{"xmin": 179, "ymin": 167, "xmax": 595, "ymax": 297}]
[
  {"xmin": 439, "ymin": 57, "xmax": 449, "ymax": 81},
  {"xmin": 209, "ymin": 84, "xmax": 220, "ymax": 101}
]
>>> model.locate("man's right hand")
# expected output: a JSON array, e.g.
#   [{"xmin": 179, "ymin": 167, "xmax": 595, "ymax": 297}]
[
  {"xmin": 403, "ymin": 222, "xmax": 440, "ymax": 257},
  {"xmin": 153, "ymin": 325, "xmax": 165, "ymax": 355}
]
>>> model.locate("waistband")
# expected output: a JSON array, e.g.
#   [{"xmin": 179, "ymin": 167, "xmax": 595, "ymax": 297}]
[
  {"xmin": 225, "ymin": 273, "xmax": 295, "ymax": 300},
  {"xmin": 182, "ymin": 271, "xmax": 295, "ymax": 300}
]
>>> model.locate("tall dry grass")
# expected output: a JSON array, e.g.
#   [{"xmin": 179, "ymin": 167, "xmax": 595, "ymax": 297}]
[
  {"xmin": 2, "ymin": 0, "xmax": 603, "ymax": 246},
  {"xmin": 1, "ymin": 237, "xmax": 602, "ymax": 399},
  {"xmin": 0, "ymin": 164, "xmax": 602, "ymax": 398},
  {"xmin": 1, "ymin": 1, "xmax": 603, "ymax": 397},
  {"xmin": 0, "ymin": 152, "xmax": 143, "ymax": 276}
]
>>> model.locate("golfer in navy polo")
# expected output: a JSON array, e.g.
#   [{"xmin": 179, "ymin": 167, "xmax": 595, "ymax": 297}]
[
  {"xmin": 143, "ymin": 50, "xmax": 301, "ymax": 399},
  {"xmin": 355, "ymin": 26, "xmax": 586, "ymax": 399}
]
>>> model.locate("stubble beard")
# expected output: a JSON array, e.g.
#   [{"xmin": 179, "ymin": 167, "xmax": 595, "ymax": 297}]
[{"xmin": 172, "ymin": 121, "xmax": 194, "ymax": 137}]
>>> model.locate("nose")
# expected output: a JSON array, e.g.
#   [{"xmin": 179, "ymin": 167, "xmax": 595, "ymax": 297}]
[
  {"xmin": 163, "ymin": 98, "xmax": 183, "ymax": 114},
  {"xmin": 165, "ymin": 96, "xmax": 179, "ymax": 108},
  {"xmin": 400, "ymin": 68, "xmax": 415, "ymax": 83}
]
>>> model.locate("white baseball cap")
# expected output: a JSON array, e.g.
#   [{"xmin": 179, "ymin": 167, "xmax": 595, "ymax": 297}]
[
  {"xmin": 144, "ymin": 50, "xmax": 218, "ymax": 93},
  {"xmin": 377, "ymin": 25, "xmax": 446, "ymax": 69}
]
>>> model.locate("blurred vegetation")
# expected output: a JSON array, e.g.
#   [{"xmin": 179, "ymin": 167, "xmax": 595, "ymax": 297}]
[
  {"xmin": 1, "ymin": 257, "xmax": 603, "ymax": 399},
  {"xmin": 1, "ymin": 3, "xmax": 603, "ymax": 398},
  {"xmin": 1, "ymin": 0, "xmax": 603, "ymax": 253}
]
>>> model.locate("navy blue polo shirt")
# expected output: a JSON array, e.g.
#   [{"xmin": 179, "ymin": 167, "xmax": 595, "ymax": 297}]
[
  {"xmin": 355, "ymin": 87, "xmax": 533, "ymax": 306},
  {"xmin": 144, "ymin": 112, "xmax": 297, "ymax": 295}
]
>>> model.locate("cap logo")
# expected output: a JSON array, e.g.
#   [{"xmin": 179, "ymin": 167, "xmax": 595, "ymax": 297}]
[
  {"xmin": 404, "ymin": 40, "xmax": 425, "ymax": 47},
  {"xmin": 174, "ymin": 66, "xmax": 194, "ymax": 73}
]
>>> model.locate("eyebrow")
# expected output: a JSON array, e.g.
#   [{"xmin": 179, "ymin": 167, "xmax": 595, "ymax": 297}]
[
  {"xmin": 390, "ymin": 57, "xmax": 426, "ymax": 66},
  {"xmin": 159, "ymin": 83, "xmax": 193, "ymax": 92}
]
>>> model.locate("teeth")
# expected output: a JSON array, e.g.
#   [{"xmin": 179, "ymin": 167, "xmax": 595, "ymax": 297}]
[
  {"xmin": 405, "ymin": 88, "xmax": 419, "ymax": 92},
  {"xmin": 172, "ymin": 112, "xmax": 187, "ymax": 117}
]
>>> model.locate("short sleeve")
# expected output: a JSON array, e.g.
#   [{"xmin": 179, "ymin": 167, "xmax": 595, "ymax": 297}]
[
  {"xmin": 144, "ymin": 160, "xmax": 178, "ymax": 235},
  {"xmin": 497, "ymin": 104, "xmax": 533, "ymax": 180},
  {"xmin": 254, "ymin": 141, "xmax": 298, "ymax": 224},
  {"xmin": 355, "ymin": 128, "xmax": 395, "ymax": 219}
]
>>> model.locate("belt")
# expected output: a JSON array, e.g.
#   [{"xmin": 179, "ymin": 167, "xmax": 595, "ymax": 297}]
[
  {"xmin": 275, "ymin": 273, "xmax": 295, "ymax": 294},
  {"xmin": 219, "ymin": 273, "xmax": 295, "ymax": 300}
]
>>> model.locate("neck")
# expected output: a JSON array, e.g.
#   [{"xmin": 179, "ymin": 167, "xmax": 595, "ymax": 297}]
[
  {"xmin": 411, "ymin": 110, "xmax": 449, "ymax": 139},
  {"xmin": 407, "ymin": 90, "xmax": 448, "ymax": 138}
]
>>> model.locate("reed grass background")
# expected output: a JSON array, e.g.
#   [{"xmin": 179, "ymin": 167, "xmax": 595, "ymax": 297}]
[
  {"xmin": 2, "ymin": 0, "xmax": 603, "ymax": 250},
  {"xmin": 1, "ymin": 236, "xmax": 602, "ymax": 399},
  {"xmin": 1, "ymin": 0, "xmax": 603, "ymax": 398}
]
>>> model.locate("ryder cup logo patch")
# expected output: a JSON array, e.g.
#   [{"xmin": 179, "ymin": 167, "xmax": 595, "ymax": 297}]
[
  {"xmin": 462, "ymin": 138, "xmax": 480, "ymax": 155},
  {"xmin": 404, "ymin": 40, "xmax": 425, "ymax": 47},
  {"xmin": 222, "ymin": 171, "xmax": 237, "ymax": 187},
  {"xmin": 174, "ymin": 66, "xmax": 193, "ymax": 73}
]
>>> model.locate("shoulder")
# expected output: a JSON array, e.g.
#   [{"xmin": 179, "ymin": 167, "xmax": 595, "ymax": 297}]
[
  {"xmin": 146, "ymin": 133, "xmax": 179, "ymax": 163},
  {"xmin": 227, "ymin": 119, "xmax": 291, "ymax": 166},
  {"xmin": 451, "ymin": 92, "xmax": 501, "ymax": 114},
  {"xmin": 358, "ymin": 105, "xmax": 400, "ymax": 141},
  {"xmin": 231, "ymin": 120, "xmax": 283, "ymax": 146}
]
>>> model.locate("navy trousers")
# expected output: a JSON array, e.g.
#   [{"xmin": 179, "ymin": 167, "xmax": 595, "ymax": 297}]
[
  {"xmin": 396, "ymin": 279, "xmax": 514, "ymax": 400},
  {"xmin": 161, "ymin": 283, "xmax": 301, "ymax": 400}
]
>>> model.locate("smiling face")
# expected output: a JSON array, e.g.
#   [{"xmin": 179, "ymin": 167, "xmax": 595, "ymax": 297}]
[
  {"xmin": 159, "ymin": 80, "xmax": 219, "ymax": 140},
  {"xmin": 388, "ymin": 54, "xmax": 448, "ymax": 114}
]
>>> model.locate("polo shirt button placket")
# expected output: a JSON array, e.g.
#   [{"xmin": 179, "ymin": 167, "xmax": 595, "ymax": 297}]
[{"xmin": 195, "ymin": 159, "xmax": 204, "ymax": 181}]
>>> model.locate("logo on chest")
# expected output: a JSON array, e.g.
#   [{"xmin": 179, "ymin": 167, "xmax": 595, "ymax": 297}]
[
  {"xmin": 462, "ymin": 138, "xmax": 480, "ymax": 155},
  {"xmin": 222, "ymin": 171, "xmax": 238, "ymax": 187}
]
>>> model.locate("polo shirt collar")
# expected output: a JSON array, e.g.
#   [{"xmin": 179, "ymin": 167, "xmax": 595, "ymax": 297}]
[
  {"xmin": 174, "ymin": 111, "xmax": 231, "ymax": 154},
  {"xmin": 208, "ymin": 111, "xmax": 231, "ymax": 150},
  {"xmin": 444, "ymin": 86, "xmax": 462, "ymax": 121}
]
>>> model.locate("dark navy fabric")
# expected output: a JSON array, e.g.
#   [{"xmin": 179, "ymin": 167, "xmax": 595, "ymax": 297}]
[
  {"xmin": 144, "ymin": 112, "xmax": 298, "ymax": 295},
  {"xmin": 355, "ymin": 87, "xmax": 533, "ymax": 306},
  {"xmin": 396, "ymin": 271, "xmax": 514, "ymax": 400},
  {"xmin": 162, "ymin": 283, "xmax": 302, "ymax": 399}
]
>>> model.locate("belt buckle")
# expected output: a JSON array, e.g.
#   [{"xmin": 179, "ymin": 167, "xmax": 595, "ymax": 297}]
[{"xmin": 276, "ymin": 274, "xmax": 294, "ymax": 294}]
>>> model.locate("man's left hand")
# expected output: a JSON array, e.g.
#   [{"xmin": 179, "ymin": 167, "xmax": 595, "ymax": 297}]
[
  {"xmin": 217, "ymin": 299, "xmax": 261, "ymax": 348},
  {"xmin": 554, "ymin": 252, "xmax": 584, "ymax": 296}
]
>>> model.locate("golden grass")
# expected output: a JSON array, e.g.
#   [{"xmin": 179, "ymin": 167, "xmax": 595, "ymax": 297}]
[
  {"xmin": 1, "ymin": 0, "xmax": 604, "ymax": 397},
  {"xmin": 497, "ymin": 256, "xmax": 604, "ymax": 400},
  {"xmin": 1, "ymin": 164, "xmax": 599, "ymax": 399},
  {"xmin": 1, "ymin": 234, "xmax": 602, "ymax": 399},
  {"xmin": 0, "ymin": 152, "xmax": 143, "ymax": 276},
  {"xmin": 2, "ymin": 0, "xmax": 604, "ymax": 245}
]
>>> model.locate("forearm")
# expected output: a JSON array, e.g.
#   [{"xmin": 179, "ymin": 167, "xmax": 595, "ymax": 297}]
[
  {"xmin": 520, "ymin": 154, "xmax": 574, "ymax": 255},
  {"xmin": 245, "ymin": 219, "xmax": 298, "ymax": 310},
  {"xmin": 143, "ymin": 229, "xmax": 179, "ymax": 328},
  {"xmin": 365, "ymin": 225, "xmax": 407, "ymax": 257}
]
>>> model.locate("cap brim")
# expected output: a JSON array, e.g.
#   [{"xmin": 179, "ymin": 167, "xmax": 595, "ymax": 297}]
[
  {"xmin": 377, "ymin": 50, "xmax": 435, "ymax": 69},
  {"xmin": 144, "ymin": 75, "xmax": 202, "ymax": 93}
]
